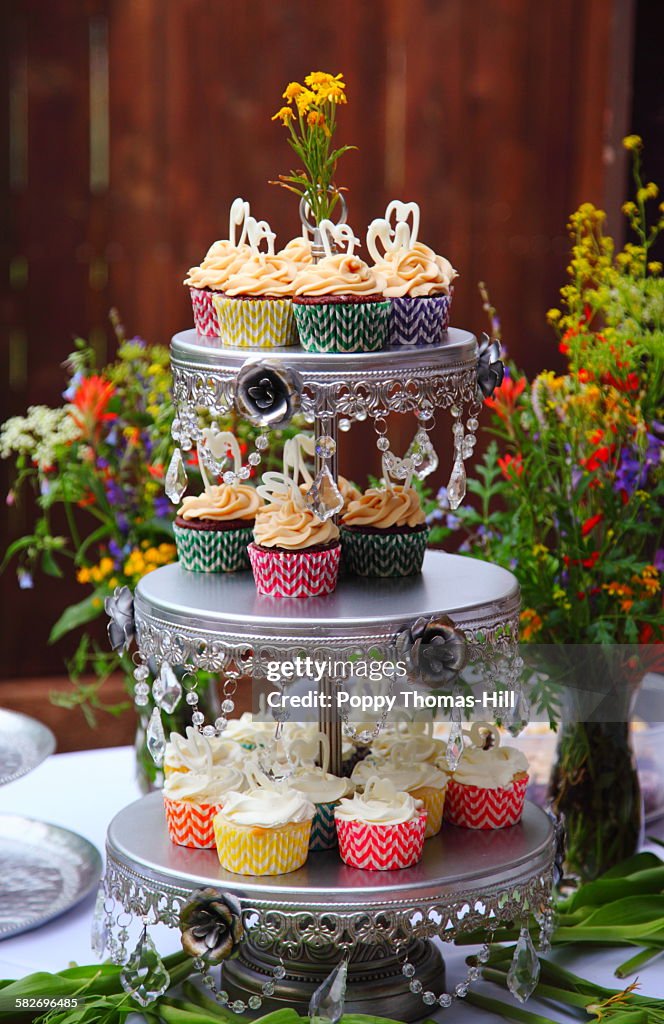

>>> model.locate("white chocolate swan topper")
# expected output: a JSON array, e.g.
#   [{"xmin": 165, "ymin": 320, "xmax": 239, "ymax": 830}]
[
  {"xmin": 367, "ymin": 200, "xmax": 457, "ymax": 297},
  {"xmin": 256, "ymin": 433, "xmax": 314, "ymax": 509},
  {"xmin": 177, "ymin": 428, "xmax": 262, "ymax": 524},
  {"xmin": 448, "ymin": 722, "xmax": 529, "ymax": 789}
]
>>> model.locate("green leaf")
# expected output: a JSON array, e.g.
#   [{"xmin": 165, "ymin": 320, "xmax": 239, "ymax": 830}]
[{"xmin": 49, "ymin": 594, "xmax": 104, "ymax": 644}]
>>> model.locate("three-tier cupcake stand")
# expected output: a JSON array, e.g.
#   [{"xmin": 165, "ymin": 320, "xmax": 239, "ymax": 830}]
[{"xmin": 100, "ymin": 327, "xmax": 555, "ymax": 1018}]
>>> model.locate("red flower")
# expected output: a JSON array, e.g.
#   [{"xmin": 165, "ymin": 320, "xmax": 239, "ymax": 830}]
[
  {"xmin": 581, "ymin": 513, "xmax": 603, "ymax": 537},
  {"xmin": 602, "ymin": 371, "xmax": 640, "ymax": 393},
  {"xmin": 582, "ymin": 551, "xmax": 600, "ymax": 569},
  {"xmin": 69, "ymin": 375, "xmax": 117, "ymax": 442},
  {"xmin": 485, "ymin": 376, "xmax": 526, "ymax": 421},
  {"xmin": 582, "ymin": 446, "xmax": 612, "ymax": 472},
  {"xmin": 498, "ymin": 453, "xmax": 524, "ymax": 480}
]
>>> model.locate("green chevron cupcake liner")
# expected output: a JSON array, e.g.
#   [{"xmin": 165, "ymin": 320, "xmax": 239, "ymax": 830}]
[
  {"xmin": 174, "ymin": 524, "xmax": 253, "ymax": 573},
  {"xmin": 293, "ymin": 300, "xmax": 390, "ymax": 353},
  {"xmin": 340, "ymin": 527, "xmax": 429, "ymax": 578},
  {"xmin": 309, "ymin": 801, "xmax": 338, "ymax": 851},
  {"xmin": 212, "ymin": 296, "xmax": 298, "ymax": 349}
]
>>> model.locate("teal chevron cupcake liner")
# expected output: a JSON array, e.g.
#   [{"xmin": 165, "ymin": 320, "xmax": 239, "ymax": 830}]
[
  {"xmin": 174, "ymin": 524, "xmax": 252, "ymax": 573},
  {"xmin": 309, "ymin": 801, "xmax": 338, "ymax": 851},
  {"xmin": 212, "ymin": 296, "xmax": 298, "ymax": 349},
  {"xmin": 293, "ymin": 300, "xmax": 389, "ymax": 353},
  {"xmin": 341, "ymin": 528, "xmax": 429, "ymax": 578}
]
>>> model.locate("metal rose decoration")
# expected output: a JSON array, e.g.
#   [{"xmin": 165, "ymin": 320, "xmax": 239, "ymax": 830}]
[
  {"xmin": 476, "ymin": 332, "xmax": 505, "ymax": 399},
  {"xmin": 235, "ymin": 359, "xmax": 302, "ymax": 429},
  {"xmin": 104, "ymin": 585, "xmax": 135, "ymax": 653},
  {"xmin": 179, "ymin": 888, "xmax": 243, "ymax": 964},
  {"xmin": 396, "ymin": 614, "xmax": 467, "ymax": 686}
]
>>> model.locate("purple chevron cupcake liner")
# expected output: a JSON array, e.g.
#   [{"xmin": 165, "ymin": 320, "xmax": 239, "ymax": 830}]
[{"xmin": 387, "ymin": 292, "xmax": 453, "ymax": 347}]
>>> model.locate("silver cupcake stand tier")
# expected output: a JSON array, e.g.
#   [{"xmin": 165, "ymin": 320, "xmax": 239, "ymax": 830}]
[{"xmin": 99, "ymin": 328, "xmax": 555, "ymax": 1018}]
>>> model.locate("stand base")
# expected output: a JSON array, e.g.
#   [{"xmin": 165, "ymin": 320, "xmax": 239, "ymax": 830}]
[{"xmin": 224, "ymin": 937, "xmax": 443, "ymax": 1021}]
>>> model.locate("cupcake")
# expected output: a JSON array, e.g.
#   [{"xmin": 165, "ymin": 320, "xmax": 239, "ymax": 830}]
[
  {"xmin": 290, "ymin": 769, "xmax": 353, "ymax": 851},
  {"xmin": 164, "ymin": 726, "xmax": 245, "ymax": 777},
  {"xmin": 213, "ymin": 252, "xmax": 299, "ymax": 349},
  {"xmin": 351, "ymin": 759, "xmax": 446, "ymax": 838},
  {"xmin": 163, "ymin": 765, "xmax": 247, "ymax": 849},
  {"xmin": 335, "ymin": 778, "xmax": 427, "ymax": 870},
  {"xmin": 292, "ymin": 253, "xmax": 389, "ymax": 353},
  {"xmin": 371, "ymin": 721, "xmax": 445, "ymax": 763},
  {"xmin": 444, "ymin": 723, "xmax": 529, "ymax": 829},
  {"xmin": 341, "ymin": 484, "xmax": 429, "ymax": 577},
  {"xmin": 213, "ymin": 785, "xmax": 315, "ymax": 875},
  {"xmin": 372, "ymin": 241, "xmax": 457, "ymax": 347},
  {"xmin": 222, "ymin": 712, "xmax": 278, "ymax": 751},
  {"xmin": 248, "ymin": 498, "xmax": 341, "ymax": 598},
  {"xmin": 184, "ymin": 239, "xmax": 250, "ymax": 338},
  {"xmin": 278, "ymin": 236, "xmax": 314, "ymax": 265},
  {"xmin": 174, "ymin": 482, "xmax": 262, "ymax": 573}
]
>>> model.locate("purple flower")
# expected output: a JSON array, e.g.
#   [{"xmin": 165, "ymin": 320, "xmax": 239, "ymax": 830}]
[
  {"xmin": 63, "ymin": 371, "xmax": 83, "ymax": 402},
  {"xmin": 654, "ymin": 549, "xmax": 664, "ymax": 573},
  {"xmin": 614, "ymin": 432, "xmax": 662, "ymax": 496},
  {"xmin": 153, "ymin": 495, "xmax": 171, "ymax": 518},
  {"xmin": 17, "ymin": 568, "xmax": 33, "ymax": 589}
]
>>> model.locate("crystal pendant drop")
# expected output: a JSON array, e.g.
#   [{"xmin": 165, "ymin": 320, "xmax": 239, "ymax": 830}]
[
  {"xmin": 152, "ymin": 663, "xmax": 182, "ymax": 714},
  {"xmin": 90, "ymin": 885, "xmax": 108, "ymax": 957},
  {"xmin": 406, "ymin": 429, "xmax": 439, "ymax": 480},
  {"xmin": 146, "ymin": 707, "xmax": 167, "ymax": 766},
  {"xmin": 120, "ymin": 928, "xmax": 171, "ymax": 1007},
  {"xmin": 446, "ymin": 457, "xmax": 467, "ymax": 509},
  {"xmin": 506, "ymin": 927, "xmax": 540, "ymax": 1003},
  {"xmin": 445, "ymin": 718, "xmax": 465, "ymax": 771},
  {"xmin": 304, "ymin": 466, "xmax": 344, "ymax": 521},
  {"xmin": 165, "ymin": 448, "xmax": 188, "ymax": 504},
  {"xmin": 258, "ymin": 739, "xmax": 295, "ymax": 782},
  {"xmin": 308, "ymin": 957, "xmax": 348, "ymax": 1024}
]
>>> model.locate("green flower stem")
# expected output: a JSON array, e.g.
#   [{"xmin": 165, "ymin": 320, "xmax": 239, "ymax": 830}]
[
  {"xmin": 615, "ymin": 946, "xmax": 663, "ymax": 977},
  {"xmin": 464, "ymin": 990, "xmax": 555, "ymax": 1024}
]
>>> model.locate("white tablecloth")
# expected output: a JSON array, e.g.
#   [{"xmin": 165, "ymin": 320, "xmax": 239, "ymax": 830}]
[{"xmin": 0, "ymin": 746, "xmax": 662, "ymax": 1020}]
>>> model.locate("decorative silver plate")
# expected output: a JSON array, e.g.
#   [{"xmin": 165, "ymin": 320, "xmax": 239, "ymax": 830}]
[
  {"xmin": 0, "ymin": 815, "xmax": 102, "ymax": 938},
  {"xmin": 0, "ymin": 710, "xmax": 56, "ymax": 787}
]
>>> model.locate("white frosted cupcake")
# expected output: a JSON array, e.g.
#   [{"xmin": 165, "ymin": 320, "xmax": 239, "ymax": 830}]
[
  {"xmin": 444, "ymin": 724, "xmax": 529, "ymax": 829},
  {"xmin": 351, "ymin": 759, "xmax": 446, "ymax": 838},
  {"xmin": 163, "ymin": 765, "xmax": 247, "ymax": 849},
  {"xmin": 335, "ymin": 778, "xmax": 427, "ymax": 870},
  {"xmin": 164, "ymin": 726, "xmax": 245, "ymax": 777},
  {"xmin": 290, "ymin": 766, "xmax": 353, "ymax": 851},
  {"xmin": 213, "ymin": 786, "xmax": 315, "ymax": 875}
]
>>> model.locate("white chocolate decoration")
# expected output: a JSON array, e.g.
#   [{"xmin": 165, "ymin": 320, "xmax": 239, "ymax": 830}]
[
  {"xmin": 245, "ymin": 215, "xmax": 277, "ymax": 256},
  {"xmin": 319, "ymin": 220, "xmax": 361, "ymax": 257},
  {"xmin": 164, "ymin": 727, "xmax": 245, "ymax": 773},
  {"xmin": 229, "ymin": 197, "xmax": 251, "ymax": 247}
]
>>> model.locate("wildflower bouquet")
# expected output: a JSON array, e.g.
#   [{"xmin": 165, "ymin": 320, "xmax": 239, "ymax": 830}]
[
  {"xmin": 428, "ymin": 138, "xmax": 664, "ymax": 879},
  {"xmin": 271, "ymin": 71, "xmax": 354, "ymax": 223}
]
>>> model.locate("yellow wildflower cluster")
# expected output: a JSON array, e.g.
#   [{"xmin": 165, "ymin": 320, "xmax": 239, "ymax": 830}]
[
  {"xmin": 77, "ymin": 556, "xmax": 117, "ymax": 589},
  {"xmin": 273, "ymin": 71, "xmax": 347, "ymax": 126},
  {"xmin": 632, "ymin": 564, "xmax": 661, "ymax": 598},
  {"xmin": 623, "ymin": 134, "xmax": 643, "ymax": 152},
  {"xmin": 520, "ymin": 608, "xmax": 543, "ymax": 641},
  {"xmin": 123, "ymin": 542, "xmax": 176, "ymax": 585}
]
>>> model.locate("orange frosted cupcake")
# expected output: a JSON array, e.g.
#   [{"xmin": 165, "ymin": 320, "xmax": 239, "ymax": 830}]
[
  {"xmin": 341, "ymin": 484, "xmax": 428, "ymax": 577},
  {"xmin": 248, "ymin": 498, "xmax": 340, "ymax": 598}
]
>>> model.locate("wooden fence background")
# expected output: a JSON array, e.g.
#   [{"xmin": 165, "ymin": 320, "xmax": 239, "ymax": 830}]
[{"xmin": 1, "ymin": 0, "xmax": 638, "ymax": 685}]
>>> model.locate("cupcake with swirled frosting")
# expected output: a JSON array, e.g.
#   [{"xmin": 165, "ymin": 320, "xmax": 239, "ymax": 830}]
[
  {"xmin": 163, "ymin": 764, "xmax": 248, "ymax": 849},
  {"xmin": 164, "ymin": 726, "xmax": 245, "ymax": 777},
  {"xmin": 444, "ymin": 723, "xmax": 529, "ymax": 830},
  {"xmin": 351, "ymin": 758, "xmax": 446, "ymax": 839},
  {"xmin": 213, "ymin": 785, "xmax": 315, "ymax": 875},
  {"xmin": 248, "ymin": 497, "xmax": 341, "ymax": 598},
  {"xmin": 184, "ymin": 239, "xmax": 250, "ymax": 338},
  {"xmin": 340, "ymin": 484, "xmax": 429, "ymax": 577},
  {"xmin": 335, "ymin": 777, "xmax": 427, "ymax": 870},
  {"xmin": 174, "ymin": 482, "xmax": 262, "ymax": 573},
  {"xmin": 212, "ymin": 252, "xmax": 300, "ymax": 349},
  {"xmin": 292, "ymin": 253, "xmax": 389, "ymax": 353},
  {"xmin": 371, "ymin": 234, "xmax": 458, "ymax": 347},
  {"xmin": 278, "ymin": 236, "xmax": 314, "ymax": 265}
]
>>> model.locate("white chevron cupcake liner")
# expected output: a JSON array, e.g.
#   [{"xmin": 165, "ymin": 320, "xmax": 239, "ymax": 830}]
[
  {"xmin": 387, "ymin": 292, "xmax": 452, "ymax": 347},
  {"xmin": 293, "ymin": 300, "xmax": 389, "ymax": 353},
  {"xmin": 174, "ymin": 524, "xmax": 252, "ymax": 573},
  {"xmin": 340, "ymin": 528, "xmax": 429, "ymax": 578},
  {"xmin": 213, "ymin": 296, "xmax": 298, "ymax": 348}
]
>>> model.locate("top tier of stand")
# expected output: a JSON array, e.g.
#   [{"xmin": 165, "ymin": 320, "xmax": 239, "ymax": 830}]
[{"xmin": 170, "ymin": 328, "xmax": 479, "ymax": 428}]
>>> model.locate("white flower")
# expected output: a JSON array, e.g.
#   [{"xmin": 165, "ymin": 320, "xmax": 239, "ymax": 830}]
[{"xmin": 0, "ymin": 405, "xmax": 81, "ymax": 470}]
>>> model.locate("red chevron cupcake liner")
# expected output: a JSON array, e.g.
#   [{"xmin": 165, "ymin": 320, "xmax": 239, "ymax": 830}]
[
  {"xmin": 335, "ymin": 812, "xmax": 427, "ymax": 870},
  {"xmin": 163, "ymin": 795, "xmax": 223, "ymax": 848},
  {"xmin": 444, "ymin": 775, "xmax": 528, "ymax": 829},
  {"xmin": 248, "ymin": 542, "xmax": 341, "ymax": 598},
  {"xmin": 189, "ymin": 287, "xmax": 221, "ymax": 337}
]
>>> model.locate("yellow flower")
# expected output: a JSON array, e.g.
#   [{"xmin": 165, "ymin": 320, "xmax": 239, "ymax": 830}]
[
  {"xmin": 272, "ymin": 105, "xmax": 295, "ymax": 125},
  {"xmin": 76, "ymin": 567, "xmax": 91, "ymax": 584},
  {"xmin": 282, "ymin": 82, "xmax": 304, "ymax": 102},
  {"xmin": 546, "ymin": 308, "xmax": 561, "ymax": 324},
  {"xmin": 623, "ymin": 134, "xmax": 643, "ymax": 151},
  {"xmin": 603, "ymin": 582, "xmax": 633, "ymax": 598},
  {"xmin": 637, "ymin": 182, "xmax": 659, "ymax": 203},
  {"xmin": 621, "ymin": 201, "xmax": 637, "ymax": 216},
  {"xmin": 295, "ymin": 89, "xmax": 317, "ymax": 117},
  {"xmin": 648, "ymin": 261, "xmax": 663, "ymax": 274},
  {"xmin": 307, "ymin": 111, "xmax": 331, "ymax": 136},
  {"xmin": 304, "ymin": 71, "xmax": 344, "ymax": 89},
  {"xmin": 532, "ymin": 544, "xmax": 549, "ymax": 559},
  {"xmin": 520, "ymin": 608, "xmax": 543, "ymax": 641}
]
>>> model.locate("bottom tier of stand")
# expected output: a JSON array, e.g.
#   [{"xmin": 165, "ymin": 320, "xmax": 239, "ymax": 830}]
[{"xmin": 104, "ymin": 792, "xmax": 554, "ymax": 1019}]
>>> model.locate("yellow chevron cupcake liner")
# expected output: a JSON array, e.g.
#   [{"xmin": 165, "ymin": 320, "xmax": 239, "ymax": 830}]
[
  {"xmin": 411, "ymin": 785, "xmax": 446, "ymax": 838},
  {"xmin": 212, "ymin": 296, "xmax": 298, "ymax": 349},
  {"xmin": 213, "ymin": 817, "xmax": 311, "ymax": 875}
]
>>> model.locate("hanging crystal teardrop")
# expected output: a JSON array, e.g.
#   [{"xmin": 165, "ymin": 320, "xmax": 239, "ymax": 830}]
[
  {"xmin": 304, "ymin": 466, "xmax": 344, "ymax": 521},
  {"xmin": 446, "ymin": 456, "xmax": 466, "ymax": 509},
  {"xmin": 445, "ymin": 718, "xmax": 465, "ymax": 771},
  {"xmin": 120, "ymin": 927, "xmax": 170, "ymax": 1007},
  {"xmin": 151, "ymin": 662, "xmax": 182, "ymax": 715},
  {"xmin": 90, "ymin": 885, "xmax": 108, "ymax": 957},
  {"xmin": 308, "ymin": 957, "xmax": 348, "ymax": 1024},
  {"xmin": 406, "ymin": 429, "xmax": 439, "ymax": 480},
  {"xmin": 165, "ymin": 448, "xmax": 188, "ymax": 503},
  {"xmin": 506, "ymin": 926, "xmax": 540, "ymax": 1003},
  {"xmin": 146, "ymin": 707, "xmax": 167, "ymax": 766}
]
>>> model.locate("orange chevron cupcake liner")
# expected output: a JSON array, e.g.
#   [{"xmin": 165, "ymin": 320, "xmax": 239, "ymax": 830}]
[
  {"xmin": 213, "ymin": 817, "xmax": 312, "ymax": 875},
  {"xmin": 444, "ymin": 775, "xmax": 528, "ymax": 829},
  {"xmin": 336, "ymin": 812, "xmax": 427, "ymax": 870},
  {"xmin": 410, "ymin": 785, "xmax": 446, "ymax": 838},
  {"xmin": 163, "ymin": 796, "xmax": 223, "ymax": 849}
]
